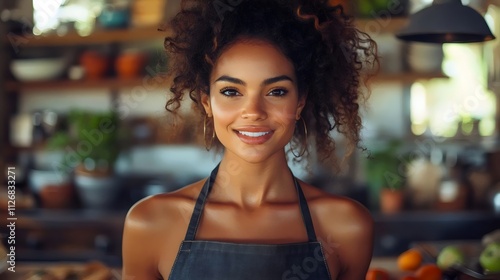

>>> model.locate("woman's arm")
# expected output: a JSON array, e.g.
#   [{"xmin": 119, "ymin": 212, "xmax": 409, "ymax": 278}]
[
  {"xmin": 335, "ymin": 200, "xmax": 374, "ymax": 280},
  {"xmin": 122, "ymin": 198, "xmax": 162, "ymax": 279}
]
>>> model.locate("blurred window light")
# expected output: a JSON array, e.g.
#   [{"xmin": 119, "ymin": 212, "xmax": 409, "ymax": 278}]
[
  {"xmin": 486, "ymin": 13, "xmax": 495, "ymax": 34},
  {"xmin": 32, "ymin": 0, "xmax": 102, "ymax": 36},
  {"xmin": 410, "ymin": 11, "xmax": 498, "ymax": 139},
  {"xmin": 410, "ymin": 82, "xmax": 427, "ymax": 135},
  {"xmin": 479, "ymin": 116, "xmax": 496, "ymax": 136},
  {"xmin": 485, "ymin": 5, "xmax": 500, "ymax": 90},
  {"xmin": 33, "ymin": 0, "xmax": 65, "ymax": 34},
  {"xmin": 460, "ymin": 116, "xmax": 474, "ymax": 136}
]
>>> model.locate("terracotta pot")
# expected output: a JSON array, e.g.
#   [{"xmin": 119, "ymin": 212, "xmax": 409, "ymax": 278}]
[
  {"xmin": 380, "ymin": 188, "xmax": 404, "ymax": 214},
  {"xmin": 39, "ymin": 182, "xmax": 74, "ymax": 209},
  {"xmin": 80, "ymin": 51, "xmax": 109, "ymax": 79},
  {"xmin": 115, "ymin": 51, "xmax": 147, "ymax": 79}
]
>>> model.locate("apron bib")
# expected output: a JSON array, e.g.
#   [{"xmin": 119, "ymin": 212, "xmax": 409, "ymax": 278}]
[{"xmin": 168, "ymin": 164, "xmax": 332, "ymax": 280}]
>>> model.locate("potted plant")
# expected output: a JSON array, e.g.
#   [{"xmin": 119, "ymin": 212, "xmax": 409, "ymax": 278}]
[
  {"xmin": 47, "ymin": 109, "xmax": 121, "ymax": 208},
  {"xmin": 365, "ymin": 140, "xmax": 406, "ymax": 213}
]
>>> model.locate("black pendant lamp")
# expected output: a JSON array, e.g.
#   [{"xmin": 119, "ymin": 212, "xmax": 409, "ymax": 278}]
[{"xmin": 396, "ymin": 0, "xmax": 496, "ymax": 43}]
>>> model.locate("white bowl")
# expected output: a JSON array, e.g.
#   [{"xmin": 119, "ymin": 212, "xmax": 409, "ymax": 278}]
[
  {"xmin": 10, "ymin": 57, "xmax": 67, "ymax": 82},
  {"xmin": 74, "ymin": 174, "xmax": 117, "ymax": 208}
]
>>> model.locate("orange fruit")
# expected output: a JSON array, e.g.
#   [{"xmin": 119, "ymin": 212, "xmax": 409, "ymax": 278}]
[
  {"xmin": 397, "ymin": 249, "xmax": 423, "ymax": 271},
  {"xmin": 366, "ymin": 268, "xmax": 390, "ymax": 280},
  {"xmin": 414, "ymin": 264, "xmax": 442, "ymax": 280}
]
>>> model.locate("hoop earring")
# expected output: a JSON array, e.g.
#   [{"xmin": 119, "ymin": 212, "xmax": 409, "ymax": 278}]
[
  {"xmin": 291, "ymin": 117, "xmax": 308, "ymax": 158},
  {"xmin": 203, "ymin": 116, "xmax": 215, "ymax": 151}
]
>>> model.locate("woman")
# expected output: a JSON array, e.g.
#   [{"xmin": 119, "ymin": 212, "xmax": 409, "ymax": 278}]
[{"xmin": 122, "ymin": 0, "xmax": 378, "ymax": 279}]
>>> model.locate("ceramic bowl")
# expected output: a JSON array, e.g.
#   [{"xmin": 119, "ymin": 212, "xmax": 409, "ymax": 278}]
[{"xmin": 10, "ymin": 57, "xmax": 67, "ymax": 82}]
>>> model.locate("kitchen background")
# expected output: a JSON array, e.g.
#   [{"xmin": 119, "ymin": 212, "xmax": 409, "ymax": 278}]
[{"xmin": 1, "ymin": 0, "xmax": 500, "ymax": 271}]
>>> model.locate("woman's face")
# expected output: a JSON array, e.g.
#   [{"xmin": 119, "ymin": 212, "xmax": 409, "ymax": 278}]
[{"xmin": 202, "ymin": 39, "xmax": 305, "ymax": 163}]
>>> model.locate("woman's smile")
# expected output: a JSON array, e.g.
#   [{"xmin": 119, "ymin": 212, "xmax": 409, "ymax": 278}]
[{"xmin": 234, "ymin": 128, "xmax": 275, "ymax": 145}]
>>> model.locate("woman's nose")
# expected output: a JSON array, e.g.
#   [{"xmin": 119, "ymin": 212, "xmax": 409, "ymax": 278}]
[{"xmin": 241, "ymin": 96, "xmax": 267, "ymax": 120}]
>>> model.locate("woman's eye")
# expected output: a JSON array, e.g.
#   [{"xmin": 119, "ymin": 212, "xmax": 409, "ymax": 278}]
[
  {"xmin": 269, "ymin": 88, "xmax": 288, "ymax": 97},
  {"xmin": 220, "ymin": 88, "xmax": 240, "ymax": 97}
]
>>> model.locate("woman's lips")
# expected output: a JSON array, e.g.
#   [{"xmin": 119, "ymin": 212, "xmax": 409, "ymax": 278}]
[{"xmin": 235, "ymin": 130, "xmax": 274, "ymax": 145}]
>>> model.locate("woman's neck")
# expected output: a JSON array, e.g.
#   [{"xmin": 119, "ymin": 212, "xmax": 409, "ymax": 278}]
[{"xmin": 212, "ymin": 151, "xmax": 297, "ymax": 209}]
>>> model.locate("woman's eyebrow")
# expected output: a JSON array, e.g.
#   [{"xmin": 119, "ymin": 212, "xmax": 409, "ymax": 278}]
[
  {"xmin": 262, "ymin": 75, "xmax": 294, "ymax": 85},
  {"xmin": 213, "ymin": 75, "xmax": 294, "ymax": 86},
  {"xmin": 214, "ymin": 75, "xmax": 245, "ymax": 85}
]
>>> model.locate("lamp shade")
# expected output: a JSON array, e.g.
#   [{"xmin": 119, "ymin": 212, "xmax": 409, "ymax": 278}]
[{"xmin": 396, "ymin": 0, "xmax": 495, "ymax": 43}]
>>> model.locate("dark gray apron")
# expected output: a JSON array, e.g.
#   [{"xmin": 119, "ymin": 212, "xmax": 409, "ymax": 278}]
[{"xmin": 168, "ymin": 164, "xmax": 332, "ymax": 280}]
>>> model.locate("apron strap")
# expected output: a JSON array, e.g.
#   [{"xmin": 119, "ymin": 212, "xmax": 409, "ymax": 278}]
[
  {"xmin": 184, "ymin": 164, "xmax": 219, "ymax": 241},
  {"xmin": 184, "ymin": 164, "xmax": 318, "ymax": 242},
  {"xmin": 294, "ymin": 177, "xmax": 318, "ymax": 242}
]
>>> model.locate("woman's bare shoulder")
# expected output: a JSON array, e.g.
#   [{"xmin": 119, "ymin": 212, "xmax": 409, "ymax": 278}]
[
  {"xmin": 300, "ymin": 181, "xmax": 374, "ymax": 278},
  {"xmin": 299, "ymin": 181, "xmax": 373, "ymax": 230},
  {"xmin": 124, "ymin": 179, "xmax": 206, "ymax": 228},
  {"xmin": 122, "ymin": 179, "xmax": 206, "ymax": 278}
]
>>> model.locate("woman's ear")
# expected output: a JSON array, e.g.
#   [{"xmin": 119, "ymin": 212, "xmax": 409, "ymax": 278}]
[
  {"xmin": 296, "ymin": 95, "xmax": 306, "ymax": 120},
  {"xmin": 201, "ymin": 93, "xmax": 212, "ymax": 117}
]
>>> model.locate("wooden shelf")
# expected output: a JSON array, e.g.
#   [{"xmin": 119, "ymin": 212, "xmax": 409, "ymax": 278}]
[
  {"xmin": 11, "ymin": 26, "xmax": 166, "ymax": 48},
  {"xmin": 5, "ymin": 76, "xmax": 169, "ymax": 92},
  {"xmin": 3, "ymin": 143, "xmax": 49, "ymax": 157},
  {"xmin": 354, "ymin": 17, "xmax": 408, "ymax": 34},
  {"xmin": 7, "ymin": 18, "xmax": 405, "ymax": 49},
  {"xmin": 371, "ymin": 72, "xmax": 448, "ymax": 83}
]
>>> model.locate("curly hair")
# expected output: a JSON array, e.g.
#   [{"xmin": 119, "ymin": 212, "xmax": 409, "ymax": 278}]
[{"xmin": 164, "ymin": 0, "xmax": 378, "ymax": 170}]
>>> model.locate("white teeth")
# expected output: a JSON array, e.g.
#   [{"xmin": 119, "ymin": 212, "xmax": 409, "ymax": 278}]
[{"xmin": 238, "ymin": 131, "xmax": 270, "ymax": 137}]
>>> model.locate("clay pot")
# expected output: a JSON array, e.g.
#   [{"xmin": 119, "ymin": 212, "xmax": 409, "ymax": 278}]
[
  {"xmin": 39, "ymin": 182, "xmax": 75, "ymax": 209},
  {"xmin": 380, "ymin": 188, "xmax": 404, "ymax": 214},
  {"xmin": 80, "ymin": 51, "xmax": 110, "ymax": 79},
  {"xmin": 115, "ymin": 51, "xmax": 147, "ymax": 79}
]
